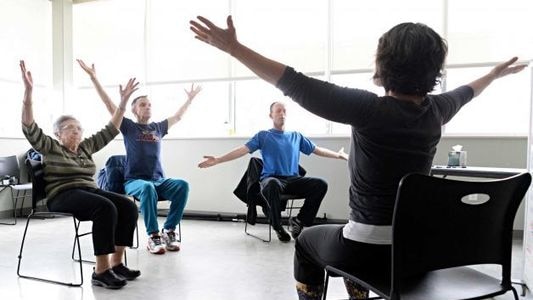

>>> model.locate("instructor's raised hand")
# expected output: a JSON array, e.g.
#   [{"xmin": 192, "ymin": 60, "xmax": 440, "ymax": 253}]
[{"xmin": 190, "ymin": 15, "xmax": 239, "ymax": 55}]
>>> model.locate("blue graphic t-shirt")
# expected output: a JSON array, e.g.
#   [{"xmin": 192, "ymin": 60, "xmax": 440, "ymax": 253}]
[
  {"xmin": 120, "ymin": 117, "xmax": 168, "ymax": 181},
  {"xmin": 245, "ymin": 129, "xmax": 315, "ymax": 179}
]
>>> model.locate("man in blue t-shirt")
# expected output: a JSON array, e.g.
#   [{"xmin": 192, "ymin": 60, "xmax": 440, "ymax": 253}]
[
  {"xmin": 199, "ymin": 102, "xmax": 348, "ymax": 242},
  {"xmin": 78, "ymin": 59, "xmax": 202, "ymax": 254}
]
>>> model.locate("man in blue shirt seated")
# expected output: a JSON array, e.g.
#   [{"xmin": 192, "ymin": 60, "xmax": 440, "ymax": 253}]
[
  {"xmin": 199, "ymin": 102, "xmax": 348, "ymax": 242},
  {"xmin": 78, "ymin": 59, "xmax": 202, "ymax": 254}
]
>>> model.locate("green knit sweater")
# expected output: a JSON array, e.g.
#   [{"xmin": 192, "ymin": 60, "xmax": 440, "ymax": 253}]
[{"xmin": 22, "ymin": 121, "xmax": 119, "ymax": 199}]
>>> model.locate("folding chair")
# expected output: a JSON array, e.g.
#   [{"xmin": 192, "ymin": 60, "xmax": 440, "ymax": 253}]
[
  {"xmin": 17, "ymin": 158, "xmax": 92, "ymax": 286},
  {"xmin": 323, "ymin": 172, "xmax": 531, "ymax": 300},
  {"xmin": 237, "ymin": 157, "xmax": 307, "ymax": 242},
  {"xmin": 244, "ymin": 193, "xmax": 303, "ymax": 243}
]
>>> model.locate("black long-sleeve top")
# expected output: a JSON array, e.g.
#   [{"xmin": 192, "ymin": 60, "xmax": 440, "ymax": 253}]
[{"xmin": 276, "ymin": 67, "xmax": 474, "ymax": 230}]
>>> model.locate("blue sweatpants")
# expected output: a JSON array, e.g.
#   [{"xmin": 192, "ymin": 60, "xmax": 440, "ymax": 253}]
[{"xmin": 125, "ymin": 178, "xmax": 189, "ymax": 236}]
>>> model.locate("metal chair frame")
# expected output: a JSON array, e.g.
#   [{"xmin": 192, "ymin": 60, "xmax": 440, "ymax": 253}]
[{"xmin": 244, "ymin": 196, "xmax": 304, "ymax": 242}]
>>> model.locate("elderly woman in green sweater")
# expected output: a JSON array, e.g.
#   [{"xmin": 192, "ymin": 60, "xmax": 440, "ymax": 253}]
[{"xmin": 20, "ymin": 60, "xmax": 139, "ymax": 290}]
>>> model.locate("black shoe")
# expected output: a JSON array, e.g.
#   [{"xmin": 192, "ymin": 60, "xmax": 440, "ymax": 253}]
[
  {"xmin": 92, "ymin": 269, "xmax": 127, "ymax": 289},
  {"xmin": 274, "ymin": 227, "xmax": 291, "ymax": 242},
  {"xmin": 289, "ymin": 217, "xmax": 304, "ymax": 239},
  {"xmin": 112, "ymin": 263, "xmax": 141, "ymax": 280}
]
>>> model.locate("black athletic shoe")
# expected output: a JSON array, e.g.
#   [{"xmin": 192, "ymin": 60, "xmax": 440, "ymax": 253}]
[
  {"xmin": 112, "ymin": 263, "xmax": 141, "ymax": 280},
  {"xmin": 274, "ymin": 226, "xmax": 291, "ymax": 242},
  {"xmin": 91, "ymin": 269, "xmax": 127, "ymax": 289}
]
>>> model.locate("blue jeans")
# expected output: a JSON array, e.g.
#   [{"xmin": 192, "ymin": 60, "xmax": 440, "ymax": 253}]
[{"xmin": 124, "ymin": 178, "xmax": 189, "ymax": 236}]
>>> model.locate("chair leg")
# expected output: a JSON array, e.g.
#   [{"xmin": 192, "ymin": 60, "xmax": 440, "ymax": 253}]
[
  {"xmin": 510, "ymin": 286, "xmax": 520, "ymax": 300},
  {"xmin": 178, "ymin": 222, "xmax": 182, "ymax": 242},
  {"xmin": 131, "ymin": 221, "xmax": 140, "ymax": 249},
  {"xmin": 124, "ymin": 248, "xmax": 128, "ymax": 266},
  {"xmin": 286, "ymin": 198, "xmax": 295, "ymax": 231},
  {"xmin": 244, "ymin": 206, "xmax": 272, "ymax": 242},
  {"xmin": 17, "ymin": 213, "xmax": 83, "ymax": 287},
  {"xmin": 322, "ymin": 271, "xmax": 330, "ymax": 300},
  {"xmin": 72, "ymin": 219, "xmax": 95, "ymax": 264}
]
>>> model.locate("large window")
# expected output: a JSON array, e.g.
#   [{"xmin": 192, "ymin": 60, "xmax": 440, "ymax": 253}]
[
  {"xmin": 1, "ymin": 0, "xmax": 532, "ymax": 138},
  {"xmin": 444, "ymin": 67, "xmax": 531, "ymax": 135},
  {"xmin": 234, "ymin": 79, "xmax": 328, "ymax": 136},
  {"xmin": 447, "ymin": 0, "xmax": 533, "ymax": 65},
  {"xmin": 0, "ymin": 0, "xmax": 52, "ymax": 136},
  {"xmin": 331, "ymin": 0, "xmax": 443, "ymax": 72}
]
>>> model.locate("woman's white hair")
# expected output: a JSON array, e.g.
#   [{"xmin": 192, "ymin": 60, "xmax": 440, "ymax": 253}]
[{"xmin": 53, "ymin": 115, "xmax": 77, "ymax": 136}]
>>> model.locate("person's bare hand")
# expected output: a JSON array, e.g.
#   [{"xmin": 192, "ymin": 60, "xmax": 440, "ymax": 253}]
[
  {"xmin": 77, "ymin": 59, "xmax": 97, "ymax": 79},
  {"xmin": 198, "ymin": 156, "xmax": 218, "ymax": 168},
  {"xmin": 337, "ymin": 147, "xmax": 349, "ymax": 161},
  {"xmin": 489, "ymin": 57, "xmax": 528, "ymax": 79},
  {"xmin": 19, "ymin": 60, "xmax": 33, "ymax": 92},
  {"xmin": 190, "ymin": 15, "xmax": 238, "ymax": 54},
  {"xmin": 185, "ymin": 83, "xmax": 202, "ymax": 102},
  {"xmin": 120, "ymin": 78, "xmax": 140, "ymax": 103}
]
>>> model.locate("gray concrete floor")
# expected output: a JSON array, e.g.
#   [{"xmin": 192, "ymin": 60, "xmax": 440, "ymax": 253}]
[{"xmin": 0, "ymin": 216, "xmax": 530, "ymax": 300}]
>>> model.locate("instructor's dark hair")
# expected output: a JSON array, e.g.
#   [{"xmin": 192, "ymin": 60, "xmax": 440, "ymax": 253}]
[{"xmin": 373, "ymin": 22, "xmax": 447, "ymax": 97}]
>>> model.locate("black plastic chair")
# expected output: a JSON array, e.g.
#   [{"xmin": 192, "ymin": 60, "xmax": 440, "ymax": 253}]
[
  {"xmin": 323, "ymin": 172, "xmax": 531, "ymax": 300},
  {"xmin": 17, "ymin": 158, "xmax": 91, "ymax": 286}
]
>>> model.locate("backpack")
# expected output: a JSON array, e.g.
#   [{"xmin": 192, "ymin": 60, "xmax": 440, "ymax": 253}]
[{"xmin": 97, "ymin": 155, "xmax": 126, "ymax": 194}]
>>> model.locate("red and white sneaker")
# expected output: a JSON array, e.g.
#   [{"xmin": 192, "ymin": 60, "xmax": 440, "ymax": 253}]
[
  {"xmin": 161, "ymin": 229, "xmax": 181, "ymax": 251},
  {"xmin": 147, "ymin": 234, "xmax": 165, "ymax": 254}
]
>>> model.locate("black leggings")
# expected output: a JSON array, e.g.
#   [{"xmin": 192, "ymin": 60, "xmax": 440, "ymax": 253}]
[
  {"xmin": 294, "ymin": 224, "xmax": 391, "ymax": 286},
  {"xmin": 48, "ymin": 187, "xmax": 138, "ymax": 256}
]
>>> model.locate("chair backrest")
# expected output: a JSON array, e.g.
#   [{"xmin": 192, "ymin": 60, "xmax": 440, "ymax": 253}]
[
  {"xmin": 391, "ymin": 172, "xmax": 531, "ymax": 294},
  {"xmin": 25, "ymin": 157, "xmax": 46, "ymax": 209},
  {"xmin": 0, "ymin": 155, "xmax": 20, "ymax": 181},
  {"xmin": 97, "ymin": 155, "xmax": 126, "ymax": 194}
]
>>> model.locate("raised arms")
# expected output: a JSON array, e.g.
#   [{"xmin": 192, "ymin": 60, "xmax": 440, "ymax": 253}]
[
  {"xmin": 110, "ymin": 78, "xmax": 139, "ymax": 130},
  {"xmin": 77, "ymin": 59, "xmax": 118, "ymax": 115},
  {"xmin": 167, "ymin": 83, "xmax": 202, "ymax": 128},
  {"xmin": 20, "ymin": 60, "xmax": 34, "ymax": 127}
]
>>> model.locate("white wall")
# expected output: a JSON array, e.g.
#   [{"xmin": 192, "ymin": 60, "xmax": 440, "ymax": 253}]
[{"xmin": 0, "ymin": 135, "xmax": 527, "ymax": 229}]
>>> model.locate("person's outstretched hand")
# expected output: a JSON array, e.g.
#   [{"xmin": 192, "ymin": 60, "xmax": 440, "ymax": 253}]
[
  {"xmin": 185, "ymin": 83, "xmax": 202, "ymax": 102},
  {"xmin": 120, "ymin": 78, "xmax": 140, "ymax": 102},
  {"xmin": 19, "ymin": 60, "xmax": 33, "ymax": 92},
  {"xmin": 190, "ymin": 15, "xmax": 238, "ymax": 54},
  {"xmin": 77, "ymin": 59, "xmax": 97, "ymax": 79},
  {"xmin": 490, "ymin": 57, "xmax": 528, "ymax": 79},
  {"xmin": 338, "ymin": 147, "xmax": 349, "ymax": 161},
  {"xmin": 198, "ymin": 156, "xmax": 218, "ymax": 168}
]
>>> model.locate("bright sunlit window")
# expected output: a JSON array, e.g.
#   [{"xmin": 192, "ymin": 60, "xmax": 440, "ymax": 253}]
[
  {"xmin": 0, "ymin": 0, "xmax": 52, "ymax": 137},
  {"xmin": 1, "ymin": 0, "xmax": 532, "ymax": 138}
]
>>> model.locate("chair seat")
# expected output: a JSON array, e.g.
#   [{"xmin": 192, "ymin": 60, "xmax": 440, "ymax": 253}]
[
  {"xmin": 328, "ymin": 266, "xmax": 507, "ymax": 300},
  {"xmin": 399, "ymin": 267, "xmax": 507, "ymax": 300}
]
